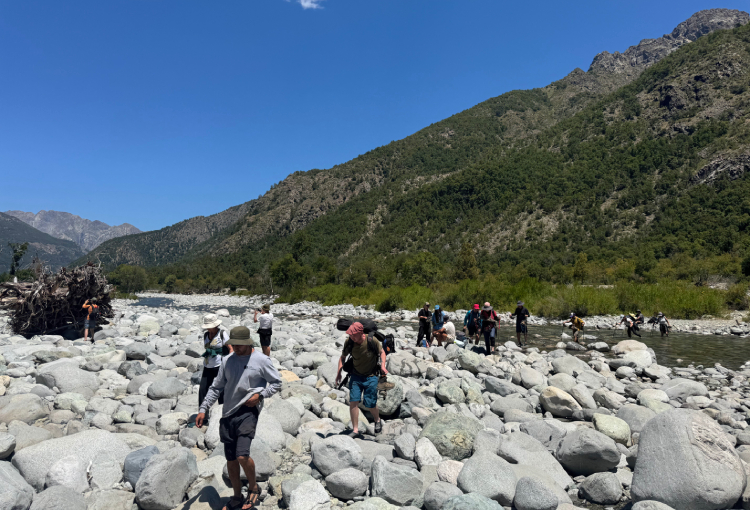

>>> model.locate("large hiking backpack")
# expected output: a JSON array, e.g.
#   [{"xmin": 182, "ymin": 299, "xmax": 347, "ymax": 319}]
[
  {"xmin": 89, "ymin": 305, "xmax": 100, "ymax": 321},
  {"xmin": 336, "ymin": 317, "xmax": 378, "ymax": 333},
  {"xmin": 382, "ymin": 334, "xmax": 396, "ymax": 354}
]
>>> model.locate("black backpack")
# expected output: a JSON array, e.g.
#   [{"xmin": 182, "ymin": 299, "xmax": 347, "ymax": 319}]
[
  {"xmin": 89, "ymin": 305, "xmax": 100, "ymax": 321},
  {"xmin": 336, "ymin": 317, "xmax": 378, "ymax": 333},
  {"xmin": 382, "ymin": 334, "xmax": 396, "ymax": 354}
]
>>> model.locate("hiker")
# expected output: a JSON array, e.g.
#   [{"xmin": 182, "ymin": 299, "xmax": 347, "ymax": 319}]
[
  {"xmin": 463, "ymin": 304, "xmax": 482, "ymax": 345},
  {"xmin": 431, "ymin": 305, "xmax": 449, "ymax": 346},
  {"xmin": 435, "ymin": 318, "xmax": 455, "ymax": 346},
  {"xmin": 417, "ymin": 302, "xmax": 432, "ymax": 347},
  {"xmin": 82, "ymin": 298, "xmax": 100, "ymax": 343},
  {"xmin": 658, "ymin": 312, "xmax": 671, "ymax": 337},
  {"xmin": 334, "ymin": 322, "xmax": 388, "ymax": 436},
  {"xmin": 510, "ymin": 301, "xmax": 530, "ymax": 346},
  {"xmin": 480, "ymin": 302, "xmax": 499, "ymax": 354},
  {"xmin": 618, "ymin": 313, "xmax": 641, "ymax": 338},
  {"xmin": 633, "ymin": 309, "xmax": 644, "ymax": 334},
  {"xmin": 195, "ymin": 326, "xmax": 282, "ymax": 510},
  {"xmin": 199, "ymin": 313, "xmax": 232, "ymax": 410},
  {"xmin": 253, "ymin": 304, "xmax": 274, "ymax": 357},
  {"xmin": 564, "ymin": 312, "xmax": 585, "ymax": 343}
]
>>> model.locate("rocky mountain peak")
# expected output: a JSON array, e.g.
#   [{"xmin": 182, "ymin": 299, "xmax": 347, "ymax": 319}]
[{"xmin": 589, "ymin": 8, "xmax": 749, "ymax": 75}]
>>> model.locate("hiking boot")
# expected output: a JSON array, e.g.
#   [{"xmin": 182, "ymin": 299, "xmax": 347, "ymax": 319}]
[
  {"xmin": 374, "ymin": 421, "xmax": 382, "ymax": 434},
  {"xmin": 378, "ymin": 376, "xmax": 395, "ymax": 391}
]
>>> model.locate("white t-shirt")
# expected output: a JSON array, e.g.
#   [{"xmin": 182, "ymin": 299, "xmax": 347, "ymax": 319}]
[
  {"xmin": 444, "ymin": 322, "xmax": 456, "ymax": 339},
  {"xmin": 257, "ymin": 312, "xmax": 273, "ymax": 330},
  {"xmin": 203, "ymin": 330, "xmax": 228, "ymax": 369}
]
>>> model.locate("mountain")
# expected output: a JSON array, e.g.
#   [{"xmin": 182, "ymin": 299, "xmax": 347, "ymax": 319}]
[
  {"xmin": 0, "ymin": 212, "xmax": 85, "ymax": 273},
  {"xmin": 79, "ymin": 9, "xmax": 750, "ymax": 286},
  {"xmin": 4, "ymin": 210, "xmax": 141, "ymax": 252}
]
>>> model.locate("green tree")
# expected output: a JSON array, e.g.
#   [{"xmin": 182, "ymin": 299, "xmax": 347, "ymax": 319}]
[
  {"xmin": 572, "ymin": 253, "xmax": 588, "ymax": 283},
  {"xmin": 453, "ymin": 243, "xmax": 479, "ymax": 280},
  {"xmin": 164, "ymin": 274, "xmax": 177, "ymax": 293},
  {"xmin": 8, "ymin": 242, "xmax": 29, "ymax": 275},
  {"xmin": 400, "ymin": 252, "xmax": 442, "ymax": 286},
  {"xmin": 742, "ymin": 254, "xmax": 750, "ymax": 278},
  {"xmin": 109, "ymin": 264, "xmax": 148, "ymax": 294},
  {"xmin": 270, "ymin": 254, "xmax": 310, "ymax": 289}
]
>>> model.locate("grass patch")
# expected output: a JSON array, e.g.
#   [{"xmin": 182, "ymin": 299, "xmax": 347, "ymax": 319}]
[{"xmin": 113, "ymin": 292, "xmax": 139, "ymax": 300}]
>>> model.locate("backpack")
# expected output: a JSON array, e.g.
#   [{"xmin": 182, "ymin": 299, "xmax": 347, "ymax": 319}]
[
  {"xmin": 341, "ymin": 333, "xmax": 381, "ymax": 376},
  {"xmin": 89, "ymin": 305, "xmax": 100, "ymax": 321},
  {"xmin": 382, "ymin": 334, "xmax": 396, "ymax": 354},
  {"xmin": 336, "ymin": 318, "xmax": 378, "ymax": 333}
]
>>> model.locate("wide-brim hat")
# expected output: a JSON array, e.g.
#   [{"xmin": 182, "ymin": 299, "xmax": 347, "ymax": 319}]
[
  {"xmin": 228, "ymin": 326, "xmax": 256, "ymax": 346},
  {"xmin": 262, "ymin": 303, "xmax": 271, "ymax": 312},
  {"xmin": 483, "ymin": 305, "xmax": 492, "ymax": 311},
  {"xmin": 517, "ymin": 301, "xmax": 524, "ymax": 306},
  {"xmin": 202, "ymin": 313, "xmax": 222, "ymax": 329}
]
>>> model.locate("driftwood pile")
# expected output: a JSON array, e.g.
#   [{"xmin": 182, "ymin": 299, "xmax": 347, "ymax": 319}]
[{"xmin": 0, "ymin": 262, "xmax": 113, "ymax": 337}]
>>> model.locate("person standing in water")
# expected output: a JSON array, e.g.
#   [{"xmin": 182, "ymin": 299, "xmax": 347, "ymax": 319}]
[
  {"xmin": 564, "ymin": 312, "xmax": 585, "ymax": 343},
  {"xmin": 480, "ymin": 302, "xmax": 499, "ymax": 354},
  {"xmin": 510, "ymin": 301, "xmax": 530, "ymax": 346},
  {"xmin": 658, "ymin": 312, "xmax": 671, "ymax": 337}
]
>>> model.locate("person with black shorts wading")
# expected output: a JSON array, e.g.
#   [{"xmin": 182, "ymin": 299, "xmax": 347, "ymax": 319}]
[
  {"xmin": 564, "ymin": 312, "xmax": 585, "ymax": 343},
  {"xmin": 633, "ymin": 309, "xmax": 644, "ymax": 334},
  {"xmin": 253, "ymin": 304, "xmax": 273, "ymax": 357},
  {"xmin": 82, "ymin": 298, "xmax": 100, "ymax": 343},
  {"xmin": 480, "ymin": 302, "xmax": 499, "ymax": 355},
  {"xmin": 198, "ymin": 313, "xmax": 232, "ymax": 414},
  {"xmin": 334, "ymin": 322, "xmax": 390, "ymax": 436},
  {"xmin": 196, "ymin": 326, "xmax": 281, "ymax": 510},
  {"xmin": 618, "ymin": 313, "xmax": 642, "ymax": 338},
  {"xmin": 464, "ymin": 304, "xmax": 482, "ymax": 345},
  {"xmin": 417, "ymin": 302, "xmax": 431, "ymax": 347},
  {"xmin": 658, "ymin": 312, "xmax": 671, "ymax": 337},
  {"xmin": 510, "ymin": 301, "xmax": 530, "ymax": 346}
]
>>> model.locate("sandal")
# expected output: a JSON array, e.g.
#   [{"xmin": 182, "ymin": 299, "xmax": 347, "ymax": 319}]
[
  {"xmin": 374, "ymin": 421, "xmax": 383, "ymax": 433},
  {"xmin": 223, "ymin": 496, "xmax": 244, "ymax": 510},
  {"xmin": 243, "ymin": 485, "xmax": 261, "ymax": 509}
]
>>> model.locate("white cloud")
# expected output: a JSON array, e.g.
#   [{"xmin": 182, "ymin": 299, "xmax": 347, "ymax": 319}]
[{"xmin": 298, "ymin": 0, "xmax": 324, "ymax": 9}]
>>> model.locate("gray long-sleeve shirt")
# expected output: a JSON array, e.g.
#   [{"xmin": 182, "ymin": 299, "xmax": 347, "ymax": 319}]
[{"xmin": 199, "ymin": 351, "xmax": 282, "ymax": 418}]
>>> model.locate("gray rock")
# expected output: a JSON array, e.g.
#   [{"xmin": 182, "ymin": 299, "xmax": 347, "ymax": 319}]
[
  {"xmin": 394, "ymin": 432, "xmax": 416, "ymax": 460},
  {"xmin": 12, "ymin": 430, "xmax": 131, "ymax": 491},
  {"xmin": 117, "ymin": 361, "xmax": 146, "ymax": 379},
  {"xmin": 632, "ymin": 502, "xmax": 677, "ymax": 510},
  {"xmin": 508, "ymin": 464, "xmax": 572, "ymax": 507},
  {"xmin": 0, "ymin": 394, "xmax": 49, "ymax": 424},
  {"xmin": 135, "ymin": 447, "xmax": 199, "ymax": 510},
  {"xmin": 579, "ymin": 472, "xmax": 622, "ymax": 505},
  {"xmin": 519, "ymin": 367, "xmax": 545, "ymax": 389},
  {"xmin": 513, "ymin": 476, "xmax": 559, "ymax": 510},
  {"xmin": 0, "ymin": 433, "xmax": 16, "ymax": 459},
  {"xmin": 288, "ymin": 479, "xmax": 330, "ymax": 510},
  {"xmin": 45, "ymin": 456, "xmax": 89, "ymax": 493},
  {"xmin": 418, "ymin": 411, "xmax": 483, "ymax": 461},
  {"xmin": 442, "ymin": 493, "xmax": 504, "ymax": 510},
  {"xmin": 423, "ymin": 481, "xmax": 462, "ymax": 510},
  {"xmin": 551, "ymin": 355, "xmax": 591, "ymax": 376},
  {"xmin": 632, "ymin": 409, "xmax": 745, "ymax": 510},
  {"xmin": 123, "ymin": 446, "xmax": 160, "ymax": 488},
  {"xmin": 539, "ymin": 386, "xmax": 581, "ymax": 418},
  {"xmin": 29, "ymin": 486, "xmax": 86, "ymax": 510},
  {"xmin": 311, "ymin": 435, "xmax": 363, "ymax": 476},
  {"xmin": 457, "ymin": 350, "xmax": 483, "ymax": 373},
  {"xmin": 36, "ymin": 360, "xmax": 99, "ymax": 398},
  {"xmin": 377, "ymin": 375, "xmax": 404, "ymax": 415},
  {"xmin": 660, "ymin": 378, "xmax": 708, "ymax": 403},
  {"xmin": 84, "ymin": 490, "xmax": 135, "ymax": 510},
  {"xmin": 555, "ymin": 428, "xmax": 620, "ymax": 476},
  {"xmin": 0, "ymin": 461, "xmax": 34, "ymax": 510},
  {"xmin": 7, "ymin": 422, "xmax": 52, "ymax": 451},
  {"xmin": 124, "ymin": 343, "xmax": 153, "ymax": 361},
  {"xmin": 324, "ymin": 468, "xmax": 368, "ymax": 500},
  {"xmin": 456, "ymin": 452, "xmax": 517, "ymax": 505},
  {"xmin": 616, "ymin": 404, "xmax": 657, "ymax": 434},
  {"xmin": 436, "ymin": 383, "xmax": 465, "ymax": 405},
  {"xmin": 178, "ymin": 427, "xmax": 205, "ymax": 449},
  {"xmin": 519, "ymin": 419, "xmax": 570, "ymax": 452},
  {"xmin": 146, "ymin": 377, "xmax": 186, "ymax": 400},
  {"xmin": 255, "ymin": 411, "xmax": 286, "ymax": 451},
  {"xmin": 353, "ymin": 438, "xmax": 395, "ymax": 475},
  {"xmin": 414, "ymin": 437, "xmax": 442, "ymax": 469},
  {"xmin": 89, "ymin": 452, "xmax": 123, "ymax": 490},
  {"xmin": 490, "ymin": 396, "xmax": 533, "ymax": 416},
  {"xmin": 593, "ymin": 413, "xmax": 631, "ymax": 445},
  {"xmin": 484, "ymin": 377, "xmax": 521, "ymax": 396},
  {"xmin": 370, "ymin": 456, "xmax": 424, "ymax": 507},
  {"xmin": 497, "ymin": 432, "xmax": 572, "ymax": 490},
  {"xmin": 265, "ymin": 398, "xmax": 302, "ymax": 435}
]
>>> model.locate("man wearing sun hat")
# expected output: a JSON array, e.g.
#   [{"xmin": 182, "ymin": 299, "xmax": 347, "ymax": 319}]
[
  {"xmin": 198, "ymin": 313, "xmax": 232, "ymax": 410},
  {"xmin": 196, "ymin": 326, "xmax": 282, "ymax": 510}
]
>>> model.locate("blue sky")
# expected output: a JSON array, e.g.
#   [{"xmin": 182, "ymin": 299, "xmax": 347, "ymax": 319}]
[{"xmin": 1, "ymin": 0, "xmax": 747, "ymax": 231}]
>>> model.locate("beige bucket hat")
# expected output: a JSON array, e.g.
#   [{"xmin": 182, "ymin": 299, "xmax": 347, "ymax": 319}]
[{"xmin": 201, "ymin": 313, "xmax": 222, "ymax": 329}]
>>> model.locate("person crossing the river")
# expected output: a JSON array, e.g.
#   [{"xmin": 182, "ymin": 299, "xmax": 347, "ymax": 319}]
[
  {"xmin": 658, "ymin": 312, "xmax": 671, "ymax": 337},
  {"xmin": 564, "ymin": 312, "xmax": 585, "ymax": 343},
  {"xmin": 618, "ymin": 313, "xmax": 642, "ymax": 338},
  {"xmin": 480, "ymin": 302, "xmax": 499, "ymax": 354},
  {"xmin": 510, "ymin": 301, "xmax": 530, "ymax": 347}
]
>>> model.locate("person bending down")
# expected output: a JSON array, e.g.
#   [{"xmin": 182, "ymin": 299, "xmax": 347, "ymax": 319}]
[
  {"xmin": 196, "ymin": 326, "xmax": 281, "ymax": 510},
  {"xmin": 564, "ymin": 313, "xmax": 585, "ymax": 343}
]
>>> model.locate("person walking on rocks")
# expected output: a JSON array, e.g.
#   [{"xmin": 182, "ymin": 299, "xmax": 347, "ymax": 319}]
[
  {"xmin": 480, "ymin": 302, "xmax": 499, "ymax": 354},
  {"xmin": 199, "ymin": 313, "xmax": 232, "ymax": 412},
  {"xmin": 196, "ymin": 326, "xmax": 282, "ymax": 510},
  {"xmin": 658, "ymin": 312, "xmax": 671, "ymax": 337},
  {"xmin": 82, "ymin": 298, "xmax": 100, "ymax": 343},
  {"xmin": 417, "ymin": 302, "xmax": 431, "ymax": 347},
  {"xmin": 334, "ymin": 322, "xmax": 389, "ymax": 436},
  {"xmin": 253, "ymin": 304, "xmax": 274, "ymax": 357},
  {"xmin": 564, "ymin": 312, "xmax": 585, "ymax": 343},
  {"xmin": 510, "ymin": 301, "xmax": 530, "ymax": 346},
  {"xmin": 431, "ymin": 305, "xmax": 449, "ymax": 346},
  {"xmin": 463, "ymin": 304, "xmax": 482, "ymax": 345}
]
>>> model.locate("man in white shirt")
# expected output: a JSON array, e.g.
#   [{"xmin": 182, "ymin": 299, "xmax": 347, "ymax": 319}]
[{"xmin": 253, "ymin": 304, "xmax": 274, "ymax": 356}]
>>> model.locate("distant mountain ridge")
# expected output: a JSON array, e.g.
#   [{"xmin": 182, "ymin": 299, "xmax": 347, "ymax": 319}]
[
  {"xmin": 0, "ymin": 212, "xmax": 85, "ymax": 273},
  {"xmin": 4, "ymin": 210, "xmax": 141, "ymax": 252}
]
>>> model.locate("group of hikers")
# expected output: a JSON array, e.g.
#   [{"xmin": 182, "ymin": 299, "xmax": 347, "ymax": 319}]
[{"xmin": 616, "ymin": 310, "xmax": 672, "ymax": 338}]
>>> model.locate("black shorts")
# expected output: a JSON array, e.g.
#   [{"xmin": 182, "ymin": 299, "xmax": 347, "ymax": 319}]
[
  {"xmin": 467, "ymin": 325, "xmax": 478, "ymax": 336},
  {"xmin": 516, "ymin": 323, "xmax": 527, "ymax": 334},
  {"xmin": 660, "ymin": 324, "xmax": 668, "ymax": 334},
  {"xmin": 85, "ymin": 319, "xmax": 96, "ymax": 329},
  {"xmin": 219, "ymin": 406, "xmax": 259, "ymax": 461},
  {"xmin": 258, "ymin": 329, "xmax": 272, "ymax": 347}
]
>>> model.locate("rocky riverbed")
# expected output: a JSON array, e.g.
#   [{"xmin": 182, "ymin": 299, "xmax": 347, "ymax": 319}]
[{"xmin": 1, "ymin": 295, "xmax": 750, "ymax": 510}]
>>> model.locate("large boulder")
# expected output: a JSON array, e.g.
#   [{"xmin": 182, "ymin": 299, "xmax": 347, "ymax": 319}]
[
  {"xmin": 311, "ymin": 435, "xmax": 363, "ymax": 477},
  {"xmin": 423, "ymin": 481, "xmax": 463, "ymax": 510},
  {"xmin": 36, "ymin": 360, "xmax": 99, "ymax": 398},
  {"xmin": 442, "ymin": 493, "xmax": 504, "ymax": 510},
  {"xmin": 616, "ymin": 404, "xmax": 656, "ymax": 434},
  {"xmin": 370, "ymin": 455, "xmax": 424, "ymax": 507},
  {"xmin": 579, "ymin": 472, "xmax": 622, "ymax": 505},
  {"xmin": 123, "ymin": 446, "xmax": 160, "ymax": 488},
  {"xmin": 84, "ymin": 490, "xmax": 135, "ymax": 510},
  {"xmin": 457, "ymin": 452, "xmax": 517, "ymax": 505},
  {"xmin": 555, "ymin": 428, "xmax": 620, "ymax": 476},
  {"xmin": 419, "ymin": 411, "xmax": 483, "ymax": 461},
  {"xmin": 288, "ymin": 479, "xmax": 330, "ymax": 510},
  {"xmin": 660, "ymin": 379, "xmax": 708, "ymax": 403},
  {"xmin": 593, "ymin": 413, "xmax": 631, "ymax": 445},
  {"xmin": 146, "ymin": 378, "xmax": 186, "ymax": 400},
  {"xmin": 632, "ymin": 409, "xmax": 746, "ymax": 510},
  {"xmin": 611, "ymin": 340, "xmax": 648, "ymax": 354},
  {"xmin": 12, "ymin": 430, "xmax": 131, "ymax": 491},
  {"xmin": 0, "ymin": 461, "xmax": 34, "ymax": 510},
  {"xmin": 265, "ymin": 398, "xmax": 302, "ymax": 435},
  {"xmin": 376, "ymin": 375, "xmax": 403, "ymax": 415},
  {"xmin": 45, "ymin": 456, "xmax": 89, "ymax": 493},
  {"xmin": 0, "ymin": 393, "xmax": 49, "ymax": 424},
  {"xmin": 551, "ymin": 355, "xmax": 591, "ymax": 376},
  {"xmin": 325, "ymin": 468, "xmax": 369, "ymax": 500},
  {"xmin": 255, "ymin": 412, "xmax": 286, "ymax": 451},
  {"xmin": 29, "ymin": 485, "xmax": 86, "ymax": 510},
  {"xmin": 135, "ymin": 447, "xmax": 199, "ymax": 510},
  {"xmin": 513, "ymin": 476, "xmax": 559, "ymax": 510},
  {"xmin": 496, "ymin": 432, "xmax": 573, "ymax": 490},
  {"xmin": 539, "ymin": 387, "xmax": 582, "ymax": 418}
]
